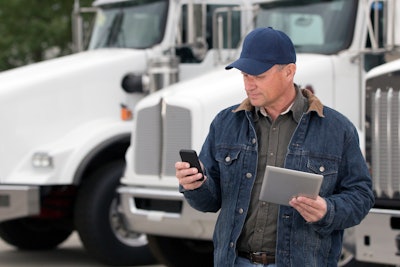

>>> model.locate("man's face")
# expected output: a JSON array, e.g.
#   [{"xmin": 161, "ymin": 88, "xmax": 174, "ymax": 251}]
[{"xmin": 242, "ymin": 64, "xmax": 295, "ymax": 109}]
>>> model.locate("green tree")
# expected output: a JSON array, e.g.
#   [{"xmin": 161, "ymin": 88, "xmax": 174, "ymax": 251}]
[{"xmin": 0, "ymin": 0, "xmax": 93, "ymax": 71}]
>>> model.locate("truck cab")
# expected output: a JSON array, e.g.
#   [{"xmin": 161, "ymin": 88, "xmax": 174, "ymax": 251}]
[
  {"xmin": 118, "ymin": 0, "xmax": 400, "ymax": 266},
  {"xmin": 0, "ymin": 0, "xmax": 252, "ymax": 265}
]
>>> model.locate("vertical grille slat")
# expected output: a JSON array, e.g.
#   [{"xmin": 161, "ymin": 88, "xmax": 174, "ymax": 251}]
[
  {"xmin": 366, "ymin": 71, "xmax": 400, "ymax": 200},
  {"xmin": 386, "ymin": 89, "xmax": 393, "ymax": 197},
  {"xmin": 393, "ymin": 90, "xmax": 400, "ymax": 198},
  {"xmin": 371, "ymin": 88, "xmax": 398, "ymax": 198},
  {"xmin": 135, "ymin": 103, "xmax": 162, "ymax": 175},
  {"xmin": 162, "ymin": 103, "xmax": 191, "ymax": 176},
  {"xmin": 371, "ymin": 89, "xmax": 382, "ymax": 196},
  {"xmin": 133, "ymin": 99, "xmax": 192, "ymax": 178}
]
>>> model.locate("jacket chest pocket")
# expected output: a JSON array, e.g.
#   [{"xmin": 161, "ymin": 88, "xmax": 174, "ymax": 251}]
[
  {"xmin": 215, "ymin": 148, "xmax": 242, "ymax": 187},
  {"xmin": 307, "ymin": 156, "xmax": 339, "ymax": 196}
]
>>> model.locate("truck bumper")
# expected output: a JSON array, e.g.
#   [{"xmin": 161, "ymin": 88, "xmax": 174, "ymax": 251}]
[
  {"xmin": 0, "ymin": 185, "xmax": 40, "ymax": 222},
  {"xmin": 118, "ymin": 186, "xmax": 216, "ymax": 240},
  {"xmin": 355, "ymin": 208, "xmax": 400, "ymax": 265}
]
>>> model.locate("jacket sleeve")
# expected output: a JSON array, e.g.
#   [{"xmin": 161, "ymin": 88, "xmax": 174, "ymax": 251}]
[
  {"xmin": 179, "ymin": 114, "xmax": 222, "ymax": 213},
  {"xmin": 311, "ymin": 125, "xmax": 375, "ymax": 235}
]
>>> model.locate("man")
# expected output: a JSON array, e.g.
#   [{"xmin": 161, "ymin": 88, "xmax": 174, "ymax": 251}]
[{"xmin": 175, "ymin": 27, "xmax": 374, "ymax": 267}]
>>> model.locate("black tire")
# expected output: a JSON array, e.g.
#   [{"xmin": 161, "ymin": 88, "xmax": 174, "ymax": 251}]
[
  {"xmin": 147, "ymin": 235, "xmax": 214, "ymax": 267},
  {"xmin": 74, "ymin": 160, "xmax": 156, "ymax": 266},
  {"xmin": 0, "ymin": 218, "xmax": 72, "ymax": 250}
]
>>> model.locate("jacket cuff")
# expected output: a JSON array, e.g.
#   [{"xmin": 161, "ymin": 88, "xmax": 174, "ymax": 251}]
[{"xmin": 310, "ymin": 198, "xmax": 335, "ymax": 235}]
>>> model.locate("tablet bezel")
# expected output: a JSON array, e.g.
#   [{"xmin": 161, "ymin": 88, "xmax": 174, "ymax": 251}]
[{"xmin": 259, "ymin": 165, "xmax": 323, "ymax": 206}]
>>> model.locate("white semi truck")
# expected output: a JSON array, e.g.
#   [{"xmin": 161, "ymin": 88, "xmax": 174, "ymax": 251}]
[
  {"xmin": 119, "ymin": 0, "xmax": 400, "ymax": 266},
  {"xmin": 0, "ymin": 0, "xmax": 255, "ymax": 265}
]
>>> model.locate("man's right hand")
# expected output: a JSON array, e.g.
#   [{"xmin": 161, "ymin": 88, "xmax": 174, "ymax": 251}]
[{"xmin": 175, "ymin": 161, "xmax": 205, "ymax": 190}]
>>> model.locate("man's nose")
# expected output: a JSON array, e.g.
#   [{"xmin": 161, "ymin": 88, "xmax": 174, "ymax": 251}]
[{"xmin": 244, "ymin": 76, "xmax": 256, "ymax": 91}]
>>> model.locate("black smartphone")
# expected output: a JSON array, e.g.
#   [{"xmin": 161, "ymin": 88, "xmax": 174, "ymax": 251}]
[{"xmin": 179, "ymin": 149, "xmax": 204, "ymax": 181}]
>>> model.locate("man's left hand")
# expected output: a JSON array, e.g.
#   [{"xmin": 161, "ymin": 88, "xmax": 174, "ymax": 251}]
[{"xmin": 289, "ymin": 196, "xmax": 327, "ymax": 223}]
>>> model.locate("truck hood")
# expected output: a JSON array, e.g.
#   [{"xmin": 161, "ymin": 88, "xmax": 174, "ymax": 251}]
[
  {"xmin": 0, "ymin": 49, "xmax": 147, "ymax": 181},
  {"xmin": 138, "ymin": 54, "xmax": 334, "ymax": 103},
  {"xmin": 136, "ymin": 53, "xmax": 334, "ymax": 128},
  {"xmin": 0, "ymin": 49, "xmax": 147, "ymax": 90}
]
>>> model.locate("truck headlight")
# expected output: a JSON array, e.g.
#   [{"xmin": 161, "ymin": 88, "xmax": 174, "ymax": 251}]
[
  {"xmin": 121, "ymin": 73, "xmax": 149, "ymax": 93},
  {"xmin": 32, "ymin": 152, "xmax": 53, "ymax": 168}
]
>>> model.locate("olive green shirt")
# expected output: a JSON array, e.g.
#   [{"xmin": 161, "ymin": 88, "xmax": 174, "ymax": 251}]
[{"xmin": 237, "ymin": 86, "xmax": 308, "ymax": 253}]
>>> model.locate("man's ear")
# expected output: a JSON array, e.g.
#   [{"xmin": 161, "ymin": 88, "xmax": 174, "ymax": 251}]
[{"xmin": 286, "ymin": 63, "xmax": 296, "ymax": 77}]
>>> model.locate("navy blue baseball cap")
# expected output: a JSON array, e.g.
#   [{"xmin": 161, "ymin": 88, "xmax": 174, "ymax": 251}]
[{"xmin": 225, "ymin": 27, "xmax": 296, "ymax": 75}]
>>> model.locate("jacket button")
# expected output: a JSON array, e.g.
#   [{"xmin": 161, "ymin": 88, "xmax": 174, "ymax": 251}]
[
  {"xmin": 238, "ymin": 208, "xmax": 244, "ymax": 214},
  {"xmin": 246, "ymin": 173, "xmax": 252, "ymax": 178},
  {"xmin": 252, "ymin": 138, "xmax": 256, "ymax": 144},
  {"xmin": 319, "ymin": 166, "xmax": 325, "ymax": 172},
  {"xmin": 230, "ymin": 242, "xmax": 234, "ymax": 248},
  {"xmin": 225, "ymin": 156, "xmax": 231, "ymax": 162}
]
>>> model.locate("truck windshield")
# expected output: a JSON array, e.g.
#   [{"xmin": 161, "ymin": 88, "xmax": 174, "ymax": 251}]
[
  {"xmin": 256, "ymin": 0, "xmax": 358, "ymax": 54},
  {"xmin": 89, "ymin": 0, "xmax": 168, "ymax": 49}
]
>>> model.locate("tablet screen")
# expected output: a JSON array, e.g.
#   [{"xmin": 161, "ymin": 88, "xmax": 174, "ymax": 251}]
[{"xmin": 259, "ymin": 165, "xmax": 323, "ymax": 206}]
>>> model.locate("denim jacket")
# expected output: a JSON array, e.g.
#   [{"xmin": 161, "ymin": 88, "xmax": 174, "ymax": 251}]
[{"xmin": 181, "ymin": 89, "xmax": 375, "ymax": 266}]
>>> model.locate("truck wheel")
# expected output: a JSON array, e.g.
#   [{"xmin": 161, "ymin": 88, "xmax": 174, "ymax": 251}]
[
  {"xmin": 74, "ymin": 160, "xmax": 156, "ymax": 266},
  {"xmin": 0, "ymin": 218, "xmax": 72, "ymax": 249},
  {"xmin": 147, "ymin": 235, "xmax": 213, "ymax": 267}
]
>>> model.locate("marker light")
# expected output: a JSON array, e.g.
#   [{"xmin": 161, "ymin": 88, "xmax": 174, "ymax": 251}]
[
  {"xmin": 120, "ymin": 103, "xmax": 133, "ymax": 121},
  {"xmin": 32, "ymin": 152, "xmax": 53, "ymax": 168}
]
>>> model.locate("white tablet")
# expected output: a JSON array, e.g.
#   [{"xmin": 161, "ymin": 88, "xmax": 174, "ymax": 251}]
[{"xmin": 259, "ymin": 165, "xmax": 323, "ymax": 206}]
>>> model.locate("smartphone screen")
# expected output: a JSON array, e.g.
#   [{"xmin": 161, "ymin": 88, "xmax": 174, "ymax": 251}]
[{"xmin": 179, "ymin": 149, "xmax": 204, "ymax": 181}]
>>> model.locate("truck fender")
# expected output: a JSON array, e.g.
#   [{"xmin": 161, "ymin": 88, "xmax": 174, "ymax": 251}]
[{"xmin": 5, "ymin": 119, "xmax": 132, "ymax": 185}]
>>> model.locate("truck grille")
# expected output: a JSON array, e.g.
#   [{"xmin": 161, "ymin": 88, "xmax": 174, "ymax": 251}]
[
  {"xmin": 366, "ymin": 71, "xmax": 400, "ymax": 201},
  {"xmin": 134, "ymin": 99, "xmax": 192, "ymax": 177}
]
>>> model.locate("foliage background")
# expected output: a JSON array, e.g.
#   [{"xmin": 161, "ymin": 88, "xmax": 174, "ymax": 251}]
[{"xmin": 0, "ymin": 0, "xmax": 93, "ymax": 71}]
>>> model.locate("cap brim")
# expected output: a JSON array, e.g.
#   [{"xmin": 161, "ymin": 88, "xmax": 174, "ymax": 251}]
[{"xmin": 225, "ymin": 58, "xmax": 274, "ymax": 76}]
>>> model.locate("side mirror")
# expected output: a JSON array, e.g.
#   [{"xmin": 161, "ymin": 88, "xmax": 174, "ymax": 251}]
[{"xmin": 191, "ymin": 38, "xmax": 208, "ymax": 61}]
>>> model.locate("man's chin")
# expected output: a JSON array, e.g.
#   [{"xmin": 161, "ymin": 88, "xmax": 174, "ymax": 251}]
[{"xmin": 249, "ymin": 99, "xmax": 262, "ymax": 107}]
